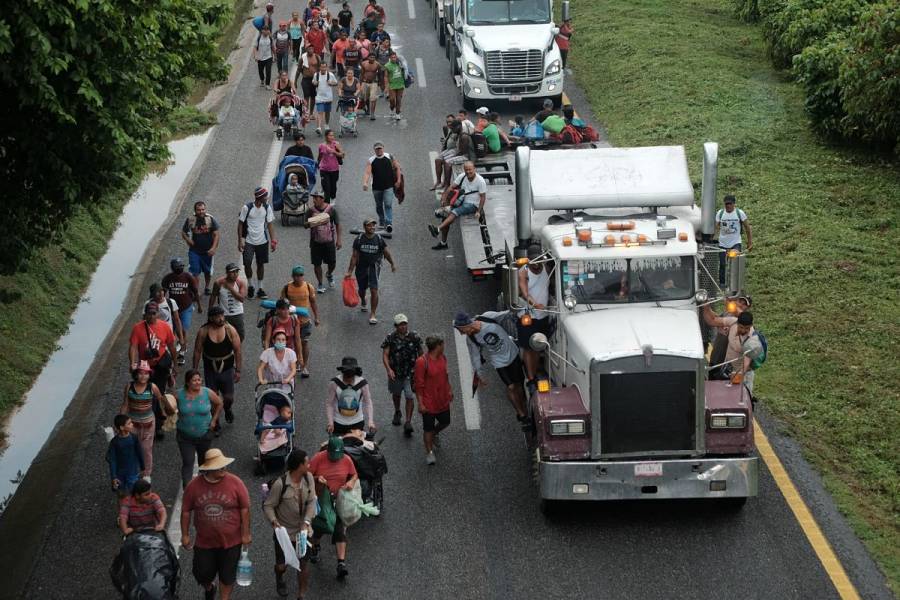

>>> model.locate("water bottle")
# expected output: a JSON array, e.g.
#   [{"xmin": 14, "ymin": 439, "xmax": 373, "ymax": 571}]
[
  {"xmin": 297, "ymin": 529, "xmax": 308, "ymax": 558},
  {"xmin": 236, "ymin": 548, "xmax": 253, "ymax": 587}
]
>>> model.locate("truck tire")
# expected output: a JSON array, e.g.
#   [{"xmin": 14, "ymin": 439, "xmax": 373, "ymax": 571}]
[
  {"xmin": 438, "ymin": 19, "xmax": 446, "ymax": 46},
  {"xmin": 463, "ymin": 95, "xmax": 476, "ymax": 111},
  {"xmin": 539, "ymin": 498, "xmax": 561, "ymax": 517},
  {"xmin": 720, "ymin": 496, "xmax": 748, "ymax": 511}
]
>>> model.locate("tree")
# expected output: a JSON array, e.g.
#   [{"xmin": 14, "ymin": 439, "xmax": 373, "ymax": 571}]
[{"xmin": 0, "ymin": 0, "xmax": 230, "ymax": 273}]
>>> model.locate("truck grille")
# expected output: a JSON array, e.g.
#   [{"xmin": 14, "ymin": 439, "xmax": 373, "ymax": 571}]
[
  {"xmin": 598, "ymin": 372, "xmax": 696, "ymax": 455},
  {"xmin": 484, "ymin": 50, "xmax": 544, "ymax": 83}
]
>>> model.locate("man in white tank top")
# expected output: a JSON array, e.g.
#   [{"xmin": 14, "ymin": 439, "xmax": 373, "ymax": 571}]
[
  {"xmin": 210, "ymin": 262, "xmax": 248, "ymax": 342},
  {"xmin": 516, "ymin": 244, "xmax": 553, "ymax": 382}
]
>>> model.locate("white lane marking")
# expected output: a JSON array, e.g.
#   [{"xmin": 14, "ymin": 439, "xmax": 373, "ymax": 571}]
[
  {"xmin": 415, "ymin": 58, "xmax": 427, "ymax": 88},
  {"xmin": 168, "ymin": 463, "xmax": 199, "ymax": 558},
  {"xmin": 407, "ymin": 0, "xmax": 416, "ymax": 19},
  {"xmin": 454, "ymin": 330, "xmax": 482, "ymax": 430},
  {"xmin": 261, "ymin": 134, "xmax": 283, "ymax": 189}
]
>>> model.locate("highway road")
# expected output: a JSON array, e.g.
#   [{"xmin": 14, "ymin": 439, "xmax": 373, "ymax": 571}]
[{"xmin": 0, "ymin": 1, "xmax": 892, "ymax": 599}]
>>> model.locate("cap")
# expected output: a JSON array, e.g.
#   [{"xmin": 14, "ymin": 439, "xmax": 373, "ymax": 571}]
[
  {"xmin": 453, "ymin": 312, "xmax": 474, "ymax": 328},
  {"xmin": 724, "ymin": 194, "xmax": 736, "ymax": 205},
  {"xmin": 170, "ymin": 256, "xmax": 185, "ymax": 270},
  {"xmin": 134, "ymin": 360, "xmax": 152, "ymax": 374},
  {"xmin": 526, "ymin": 244, "xmax": 543, "ymax": 259},
  {"xmin": 373, "ymin": 141, "xmax": 385, "ymax": 149},
  {"xmin": 145, "ymin": 301, "xmax": 159, "ymax": 314},
  {"xmin": 542, "ymin": 98, "xmax": 554, "ymax": 109},
  {"xmin": 292, "ymin": 264, "xmax": 305, "ymax": 276},
  {"xmin": 254, "ymin": 186, "xmax": 268, "ymax": 200},
  {"xmin": 364, "ymin": 217, "xmax": 378, "ymax": 225},
  {"xmin": 327, "ymin": 436, "xmax": 345, "ymax": 461},
  {"xmin": 275, "ymin": 299, "xmax": 291, "ymax": 310},
  {"xmin": 225, "ymin": 262, "xmax": 240, "ymax": 272},
  {"xmin": 393, "ymin": 313, "xmax": 408, "ymax": 325},
  {"xmin": 475, "ymin": 106, "xmax": 489, "ymax": 115},
  {"xmin": 208, "ymin": 305, "xmax": 225, "ymax": 317},
  {"xmin": 199, "ymin": 448, "xmax": 235, "ymax": 471}
]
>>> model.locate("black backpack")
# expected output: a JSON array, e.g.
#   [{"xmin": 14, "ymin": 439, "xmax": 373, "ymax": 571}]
[
  {"xmin": 473, "ymin": 311, "xmax": 518, "ymax": 342},
  {"xmin": 471, "ymin": 131, "xmax": 488, "ymax": 158},
  {"xmin": 263, "ymin": 471, "xmax": 315, "ymax": 509}
]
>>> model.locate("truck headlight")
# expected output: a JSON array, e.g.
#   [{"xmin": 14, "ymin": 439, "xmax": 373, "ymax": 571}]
[
  {"xmin": 466, "ymin": 62, "xmax": 484, "ymax": 78},
  {"xmin": 709, "ymin": 412, "xmax": 747, "ymax": 429},
  {"xmin": 545, "ymin": 59, "xmax": 561, "ymax": 76},
  {"xmin": 550, "ymin": 419, "xmax": 586, "ymax": 435},
  {"xmin": 563, "ymin": 294, "xmax": 577, "ymax": 310}
]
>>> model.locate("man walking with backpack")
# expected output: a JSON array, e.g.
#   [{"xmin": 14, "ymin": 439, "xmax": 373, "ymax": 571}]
[
  {"xmin": 305, "ymin": 187, "xmax": 342, "ymax": 292},
  {"xmin": 238, "ymin": 187, "xmax": 277, "ymax": 299},
  {"xmin": 182, "ymin": 201, "xmax": 219, "ymax": 295},
  {"xmin": 453, "ymin": 311, "xmax": 530, "ymax": 429},
  {"xmin": 715, "ymin": 194, "xmax": 753, "ymax": 287},
  {"xmin": 345, "ymin": 218, "xmax": 397, "ymax": 325}
]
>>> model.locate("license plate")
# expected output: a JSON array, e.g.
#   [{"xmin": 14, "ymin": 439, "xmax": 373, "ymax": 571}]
[
  {"xmin": 509, "ymin": 94, "xmax": 522, "ymax": 102},
  {"xmin": 634, "ymin": 462, "xmax": 663, "ymax": 477}
]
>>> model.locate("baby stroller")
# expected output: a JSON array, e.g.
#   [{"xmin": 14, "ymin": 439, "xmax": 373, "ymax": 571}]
[
  {"xmin": 110, "ymin": 531, "xmax": 179, "ymax": 600},
  {"xmin": 270, "ymin": 155, "xmax": 318, "ymax": 226},
  {"xmin": 270, "ymin": 92, "xmax": 304, "ymax": 140},
  {"xmin": 340, "ymin": 430, "xmax": 387, "ymax": 514},
  {"xmin": 253, "ymin": 382, "xmax": 296, "ymax": 475},
  {"xmin": 337, "ymin": 96, "xmax": 360, "ymax": 138}
]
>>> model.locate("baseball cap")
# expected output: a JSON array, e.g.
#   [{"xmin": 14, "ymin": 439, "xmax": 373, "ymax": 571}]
[
  {"xmin": 453, "ymin": 312, "xmax": 474, "ymax": 328},
  {"xmin": 170, "ymin": 257, "xmax": 185, "ymax": 270},
  {"xmin": 254, "ymin": 186, "xmax": 268, "ymax": 200},
  {"xmin": 225, "ymin": 262, "xmax": 240, "ymax": 272},
  {"xmin": 327, "ymin": 436, "xmax": 345, "ymax": 461},
  {"xmin": 275, "ymin": 299, "xmax": 290, "ymax": 309},
  {"xmin": 475, "ymin": 106, "xmax": 489, "ymax": 115},
  {"xmin": 393, "ymin": 313, "xmax": 408, "ymax": 325},
  {"xmin": 292, "ymin": 264, "xmax": 305, "ymax": 276},
  {"xmin": 145, "ymin": 301, "xmax": 159, "ymax": 314},
  {"xmin": 364, "ymin": 217, "xmax": 378, "ymax": 225},
  {"xmin": 542, "ymin": 98, "xmax": 554, "ymax": 109},
  {"xmin": 373, "ymin": 141, "xmax": 385, "ymax": 149}
]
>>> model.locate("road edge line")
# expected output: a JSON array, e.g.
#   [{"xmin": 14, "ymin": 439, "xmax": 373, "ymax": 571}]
[{"xmin": 453, "ymin": 329, "xmax": 481, "ymax": 430}]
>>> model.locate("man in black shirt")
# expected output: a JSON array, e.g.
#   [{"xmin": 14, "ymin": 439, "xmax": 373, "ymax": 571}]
[
  {"xmin": 346, "ymin": 217, "xmax": 397, "ymax": 325},
  {"xmin": 284, "ymin": 132, "xmax": 314, "ymax": 159},
  {"xmin": 361, "ymin": 141, "xmax": 400, "ymax": 232},
  {"xmin": 534, "ymin": 98, "xmax": 555, "ymax": 123},
  {"xmin": 337, "ymin": 2, "xmax": 353, "ymax": 33}
]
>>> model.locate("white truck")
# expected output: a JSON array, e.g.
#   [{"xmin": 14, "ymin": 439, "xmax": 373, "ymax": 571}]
[
  {"xmin": 433, "ymin": 0, "xmax": 568, "ymax": 108},
  {"xmin": 461, "ymin": 143, "xmax": 759, "ymax": 511}
]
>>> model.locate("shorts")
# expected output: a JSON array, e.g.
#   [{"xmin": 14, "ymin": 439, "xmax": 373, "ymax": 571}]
[
  {"xmin": 516, "ymin": 316, "xmax": 551, "ymax": 349},
  {"xmin": 446, "ymin": 154, "xmax": 468, "ymax": 166},
  {"xmin": 300, "ymin": 320, "xmax": 313, "ymax": 340},
  {"xmin": 451, "ymin": 203, "xmax": 478, "ymax": 218},
  {"xmin": 355, "ymin": 263, "xmax": 380, "ymax": 292},
  {"xmin": 179, "ymin": 304, "xmax": 194, "ymax": 332},
  {"xmin": 204, "ymin": 364, "xmax": 235, "ymax": 397},
  {"xmin": 388, "ymin": 376, "xmax": 414, "ymax": 398},
  {"xmin": 312, "ymin": 499, "xmax": 348, "ymax": 543},
  {"xmin": 440, "ymin": 148, "xmax": 459, "ymax": 161},
  {"xmin": 300, "ymin": 77, "xmax": 316, "ymax": 99},
  {"xmin": 315, "ymin": 101, "xmax": 332, "ymax": 113},
  {"xmin": 361, "ymin": 81, "xmax": 379, "ymax": 101},
  {"xmin": 188, "ymin": 250, "xmax": 214, "ymax": 275},
  {"xmin": 225, "ymin": 314, "xmax": 245, "ymax": 341},
  {"xmin": 310, "ymin": 241, "xmax": 337, "ymax": 267},
  {"xmin": 242, "ymin": 242, "xmax": 269, "ymax": 266},
  {"xmin": 273, "ymin": 532, "xmax": 310, "ymax": 567},
  {"xmin": 332, "ymin": 420, "xmax": 365, "ymax": 435},
  {"xmin": 422, "ymin": 410, "xmax": 451, "ymax": 432},
  {"xmin": 496, "ymin": 355, "xmax": 526, "ymax": 387},
  {"xmin": 192, "ymin": 544, "xmax": 242, "ymax": 587}
]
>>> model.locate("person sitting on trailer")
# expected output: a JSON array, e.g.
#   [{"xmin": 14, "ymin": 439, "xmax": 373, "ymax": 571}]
[{"xmin": 427, "ymin": 161, "xmax": 486, "ymax": 251}]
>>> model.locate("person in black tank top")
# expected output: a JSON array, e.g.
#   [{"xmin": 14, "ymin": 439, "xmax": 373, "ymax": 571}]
[
  {"xmin": 193, "ymin": 307, "xmax": 243, "ymax": 423},
  {"xmin": 362, "ymin": 143, "xmax": 400, "ymax": 231}
]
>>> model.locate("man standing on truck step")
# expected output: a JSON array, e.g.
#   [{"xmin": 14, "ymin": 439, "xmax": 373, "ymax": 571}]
[
  {"xmin": 715, "ymin": 194, "xmax": 752, "ymax": 287},
  {"xmin": 517, "ymin": 244, "xmax": 553, "ymax": 385},
  {"xmin": 238, "ymin": 187, "xmax": 277, "ymax": 299},
  {"xmin": 429, "ymin": 161, "xmax": 486, "ymax": 251},
  {"xmin": 453, "ymin": 312, "xmax": 531, "ymax": 430}
]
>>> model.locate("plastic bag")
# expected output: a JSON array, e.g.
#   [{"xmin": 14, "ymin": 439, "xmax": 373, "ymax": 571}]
[
  {"xmin": 342, "ymin": 277, "xmax": 360, "ymax": 308},
  {"xmin": 275, "ymin": 526, "xmax": 300, "ymax": 572},
  {"xmin": 523, "ymin": 120, "xmax": 544, "ymax": 140},
  {"xmin": 311, "ymin": 489, "xmax": 336, "ymax": 534},
  {"xmin": 110, "ymin": 531, "xmax": 179, "ymax": 600},
  {"xmin": 541, "ymin": 114, "xmax": 566, "ymax": 134},
  {"xmin": 336, "ymin": 480, "xmax": 380, "ymax": 526}
]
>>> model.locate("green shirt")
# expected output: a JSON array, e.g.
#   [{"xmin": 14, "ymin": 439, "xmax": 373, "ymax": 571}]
[
  {"xmin": 482, "ymin": 123, "xmax": 501, "ymax": 153},
  {"xmin": 384, "ymin": 61, "xmax": 405, "ymax": 90}
]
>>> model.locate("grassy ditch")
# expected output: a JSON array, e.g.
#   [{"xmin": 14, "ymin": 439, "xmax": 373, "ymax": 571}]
[
  {"xmin": 0, "ymin": 0, "xmax": 252, "ymax": 435},
  {"xmin": 567, "ymin": 0, "xmax": 900, "ymax": 590}
]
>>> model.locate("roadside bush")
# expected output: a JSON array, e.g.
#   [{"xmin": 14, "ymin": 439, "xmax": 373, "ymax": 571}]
[
  {"xmin": 762, "ymin": 0, "xmax": 870, "ymax": 68},
  {"xmin": 0, "ymin": 0, "xmax": 231, "ymax": 274}
]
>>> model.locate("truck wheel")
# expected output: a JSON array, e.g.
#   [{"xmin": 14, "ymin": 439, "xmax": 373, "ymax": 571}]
[
  {"xmin": 438, "ymin": 19, "xmax": 446, "ymax": 46},
  {"xmin": 721, "ymin": 497, "xmax": 748, "ymax": 511},
  {"xmin": 539, "ymin": 498, "xmax": 560, "ymax": 517}
]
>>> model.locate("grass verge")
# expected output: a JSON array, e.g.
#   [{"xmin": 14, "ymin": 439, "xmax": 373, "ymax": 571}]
[
  {"xmin": 0, "ymin": 0, "xmax": 252, "ymax": 437},
  {"xmin": 568, "ymin": 0, "xmax": 900, "ymax": 590}
]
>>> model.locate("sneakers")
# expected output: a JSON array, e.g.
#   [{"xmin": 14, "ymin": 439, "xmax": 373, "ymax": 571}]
[
  {"xmin": 177, "ymin": 351, "xmax": 186, "ymax": 366},
  {"xmin": 392, "ymin": 410, "xmax": 402, "ymax": 426},
  {"xmin": 403, "ymin": 422, "xmax": 413, "ymax": 437},
  {"xmin": 275, "ymin": 570, "xmax": 288, "ymax": 597},
  {"xmin": 225, "ymin": 408, "xmax": 234, "ymax": 424},
  {"xmin": 315, "ymin": 127, "xmax": 322, "ymax": 136},
  {"xmin": 301, "ymin": 367, "xmax": 310, "ymax": 378},
  {"xmin": 432, "ymin": 242, "xmax": 448, "ymax": 250},
  {"xmin": 360, "ymin": 301, "xmax": 368, "ymax": 312},
  {"xmin": 247, "ymin": 285, "xmax": 256, "ymax": 299},
  {"xmin": 317, "ymin": 284, "xmax": 327, "ymax": 293},
  {"xmin": 394, "ymin": 112, "xmax": 402, "ymax": 120},
  {"xmin": 386, "ymin": 224, "xmax": 393, "ymax": 233},
  {"xmin": 336, "ymin": 560, "xmax": 349, "ymax": 579},
  {"xmin": 428, "ymin": 224, "xmax": 439, "ymax": 238},
  {"xmin": 370, "ymin": 114, "xmax": 377, "ymax": 121},
  {"xmin": 256, "ymin": 288, "xmax": 268, "ymax": 299},
  {"xmin": 327, "ymin": 274, "xmax": 335, "ymax": 288},
  {"xmin": 425, "ymin": 452, "xmax": 436, "ymax": 465},
  {"xmin": 369, "ymin": 317, "xmax": 378, "ymax": 325}
]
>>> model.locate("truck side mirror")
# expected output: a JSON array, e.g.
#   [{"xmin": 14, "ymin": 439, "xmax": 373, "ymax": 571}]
[
  {"xmin": 530, "ymin": 333, "xmax": 550, "ymax": 352},
  {"xmin": 562, "ymin": 0, "xmax": 571, "ymax": 22}
]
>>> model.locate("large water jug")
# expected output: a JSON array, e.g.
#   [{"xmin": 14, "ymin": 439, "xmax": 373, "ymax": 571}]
[{"xmin": 236, "ymin": 549, "xmax": 253, "ymax": 587}]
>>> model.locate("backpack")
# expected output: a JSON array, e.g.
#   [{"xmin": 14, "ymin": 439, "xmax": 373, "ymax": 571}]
[
  {"xmin": 750, "ymin": 330, "xmax": 768, "ymax": 370},
  {"xmin": 578, "ymin": 124, "xmax": 600, "ymax": 142},
  {"xmin": 332, "ymin": 377, "xmax": 368, "ymax": 417},
  {"xmin": 523, "ymin": 120, "xmax": 544, "ymax": 140},
  {"xmin": 471, "ymin": 131, "xmax": 488, "ymax": 158},
  {"xmin": 240, "ymin": 201, "xmax": 269, "ymax": 241},
  {"xmin": 474, "ymin": 311, "xmax": 518, "ymax": 342},
  {"xmin": 310, "ymin": 204, "xmax": 335, "ymax": 243},
  {"xmin": 252, "ymin": 15, "xmax": 266, "ymax": 31},
  {"xmin": 187, "ymin": 214, "xmax": 214, "ymax": 232},
  {"xmin": 560, "ymin": 123, "xmax": 583, "ymax": 145},
  {"xmin": 262, "ymin": 472, "xmax": 315, "ymax": 509}
]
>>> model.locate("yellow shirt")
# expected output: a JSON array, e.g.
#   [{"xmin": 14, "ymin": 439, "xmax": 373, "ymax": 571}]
[{"xmin": 282, "ymin": 281, "xmax": 315, "ymax": 324}]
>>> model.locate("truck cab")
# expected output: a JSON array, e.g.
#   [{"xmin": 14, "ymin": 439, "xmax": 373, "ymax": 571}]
[
  {"xmin": 507, "ymin": 145, "xmax": 758, "ymax": 508},
  {"xmin": 441, "ymin": 0, "xmax": 566, "ymax": 108}
]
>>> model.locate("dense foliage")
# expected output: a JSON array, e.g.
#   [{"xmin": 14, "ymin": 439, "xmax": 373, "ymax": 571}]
[
  {"xmin": 732, "ymin": 0, "xmax": 899, "ymax": 150},
  {"xmin": 0, "ymin": 0, "xmax": 230, "ymax": 273}
]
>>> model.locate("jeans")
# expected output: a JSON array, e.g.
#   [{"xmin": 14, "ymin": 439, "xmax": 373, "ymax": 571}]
[
  {"xmin": 257, "ymin": 58, "xmax": 273, "ymax": 85},
  {"xmin": 320, "ymin": 170, "xmax": 340, "ymax": 202},
  {"xmin": 373, "ymin": 187, "xmax": 395, "ymax": 227},
  {"xmin": 276, "ymin": 52, "xmax": 289, "ymax": 74},
  {"xmin": 177, "ymin": 430, "xmax": 212, "ymax": 488},
  {"xmin": 179, "ymin": 304, "xmax": 194, "ymax": 332},
  {"xmin": 718, "ymin": 243, "xmax": 741, "ymax": 286}
]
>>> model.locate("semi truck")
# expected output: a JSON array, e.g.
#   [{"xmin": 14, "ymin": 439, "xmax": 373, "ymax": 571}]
[
  {"xmin": 433, "ymin": 0, "xmax": 568, "ymax": 108},
  {"xmin": 452, "ymin": 143, "xmax": 758, "ymax": 510}
]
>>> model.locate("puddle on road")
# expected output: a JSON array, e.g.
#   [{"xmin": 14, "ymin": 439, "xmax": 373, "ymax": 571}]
[{"xmin": 0, "ymin": 131, "xmax": 212, "ymax": 510}]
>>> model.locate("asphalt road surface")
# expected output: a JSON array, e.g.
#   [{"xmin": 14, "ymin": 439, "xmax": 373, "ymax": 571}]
[{"xmin": 0, "ymin": 1, "xmax": 893, "ymax": 599}]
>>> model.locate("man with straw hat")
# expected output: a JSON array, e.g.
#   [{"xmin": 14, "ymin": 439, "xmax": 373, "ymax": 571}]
[{"xmin": 181, "ymin": 449, "xmax": 251, "ymax": 600}]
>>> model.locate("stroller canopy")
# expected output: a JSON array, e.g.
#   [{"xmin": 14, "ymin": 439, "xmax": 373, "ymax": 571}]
[{"xmin": 272, "ymin": 156, "xmax": 317, "ymax": 211}]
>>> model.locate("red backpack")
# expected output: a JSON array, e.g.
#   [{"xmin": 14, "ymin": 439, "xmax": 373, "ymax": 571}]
[{"xmin": 560, "ymin": 124, "xmax": 583, "ymax": 145}]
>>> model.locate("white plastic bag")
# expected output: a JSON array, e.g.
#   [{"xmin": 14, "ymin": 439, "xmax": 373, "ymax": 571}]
[
  {"xmin": 336, "ymin": 480, "xmax": 380, "ymax": 526},
  {"xmin": 274, "ymin": 526, "xmax": 300, "ymax": 572}
]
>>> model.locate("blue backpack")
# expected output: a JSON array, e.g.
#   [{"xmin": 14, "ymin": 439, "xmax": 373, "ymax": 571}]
[
  {"xmin": 252, "ymin": 15, "xmax": 266, "ymax": 31},
  {"xmin": 751, "ymin": 330, "xmax": 768, "ymax": 370}
]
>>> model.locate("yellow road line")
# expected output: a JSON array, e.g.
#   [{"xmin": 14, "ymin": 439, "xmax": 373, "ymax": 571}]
[
  {"xmin": 562, "ymin": 92, "xmax": 575, "ymax": 117},
  {"xmin": 755, "ymin": 420, "xmax": 861, "ymax": 600}
]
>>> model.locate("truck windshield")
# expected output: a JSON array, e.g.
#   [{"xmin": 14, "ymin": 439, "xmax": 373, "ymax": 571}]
[
  {"xmin": 564, "ymin": 256, "xmax": 695, "ymax": 304},
  {"xmin": 466, "ymin": 0, "xmax": 551, "ymax": 25}
]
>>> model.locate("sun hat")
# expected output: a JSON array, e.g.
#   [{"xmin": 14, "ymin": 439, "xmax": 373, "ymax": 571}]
[
  {"xmin": 393, "ymin": 313, "xmax": 408, "ymax": 325},
  {"xmin": 327, "ymin": 436, "xmax": 345, "ymax": 461},
  {"xmin": 452, "ymin": 312, "xmax": 474, "ymax": 328},
  {"xmin": 336, "ymin": 356, "xmax": 362, "ymax": 375},
  {"xmin": 199, "ymin": 448, "xmax": 235, "ymax": 471},
  {"xmin": 134, "ymin": 360, "xmax": 152, "ymax": 374}
]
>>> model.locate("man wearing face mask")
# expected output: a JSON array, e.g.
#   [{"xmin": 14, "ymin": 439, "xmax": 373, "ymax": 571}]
[
  {"xmin": 181, "ymin": 448, "xmax": 251, "ymax": 600},
  {"xmin": 193, "ymin": 306, "xmax": 243, "ymax": 426}
]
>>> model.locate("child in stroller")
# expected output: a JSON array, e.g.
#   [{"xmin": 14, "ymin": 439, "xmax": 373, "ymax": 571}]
[
  {"xmin": 337, "ymin": 96, "xmax": 359, "ymax": 138},
  {"xmin": 254, "ymin": 383, "xmax": 296, "ymax": 475},
  {"xmin": 271, "ymin": 92, "xmax": 303, "ymax": 140}
]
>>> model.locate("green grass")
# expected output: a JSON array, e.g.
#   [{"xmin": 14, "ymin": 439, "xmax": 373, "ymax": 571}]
[{"xmin": 567, "ymin": 0, "xmax": 900, "ymax": 590}]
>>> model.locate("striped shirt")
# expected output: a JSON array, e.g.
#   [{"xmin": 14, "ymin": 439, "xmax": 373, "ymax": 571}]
[
  {"xmin": 119, "ymin": 493, "xmax": 165, "ymax": 530},
  {"xmin": 126, "ymin": 383, "xmax": 155, "ymax": 423}
]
